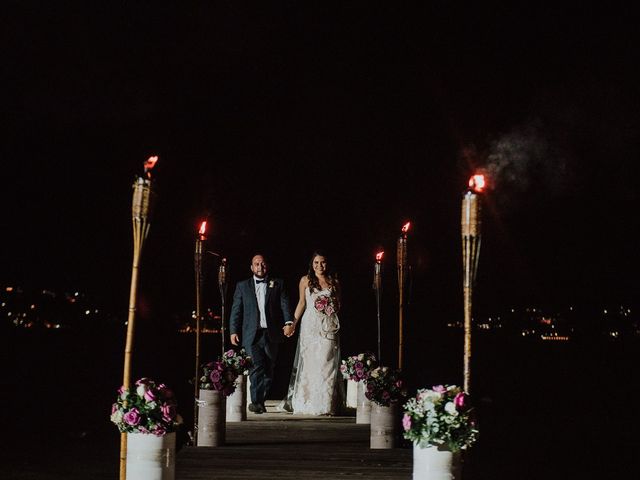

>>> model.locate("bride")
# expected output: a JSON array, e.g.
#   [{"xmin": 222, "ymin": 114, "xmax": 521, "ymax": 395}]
[{"xmin": 281, "ymin": 251, "xmax": 343, "ymax": 415}]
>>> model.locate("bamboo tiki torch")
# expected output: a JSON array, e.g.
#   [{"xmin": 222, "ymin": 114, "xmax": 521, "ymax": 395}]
[
  {"xmin": 461, "ymin": 174, "xmax": 485, "ymax": 394},
  {"xmin": 397, "ymin": 222, "xmax": 410, "ymax": 370},
  {"xmin": 193, "ymin": 220, "xmax": 207, "ymax": 445},
  {"xmin": 218, "ymin": 257, "xmax": 228, "ymax": 356},
  {"xmin": 120, "ymin": 155, "xmax": 158, "ymax": 480},
  {"xmin": 373, "ymin": 251, "xmax": 384, "ymax": 362}
]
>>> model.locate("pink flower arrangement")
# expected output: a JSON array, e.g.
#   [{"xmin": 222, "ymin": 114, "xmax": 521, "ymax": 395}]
[
  {"xmin": 340, "ymin": 352, "xmax": 378, "ymax": 382},
  {"xmin": 364, "ymin": 366, "xmax": 406, "ymax": 407},
  {"xmin": 110, "ymin": 377, "xmax": 178, "ymax": 436},
  {"xmin": 222, "ymin": 348, "xmax": 253, "ymax": 376},
  {"xmin": 403, "ymin": 384, "xmax": 478, "ymax": 452},
  {"xmin": 200, "ymin": 358, "xmax": 238, "ymax": 396},
  {"xmin": 314, "ymin": 294, "xmax": 336, "ymax": 316}
]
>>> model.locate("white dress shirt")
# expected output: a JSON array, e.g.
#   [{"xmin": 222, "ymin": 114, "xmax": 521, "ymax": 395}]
[{"xmin": 254, "ymin": 276, "xmax": 268, "ymax": 328}]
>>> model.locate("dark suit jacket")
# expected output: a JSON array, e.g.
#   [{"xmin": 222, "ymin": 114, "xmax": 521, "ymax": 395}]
[{"xmin": 229, "ymin": 276, "xmax": 292, "ymax": 350}]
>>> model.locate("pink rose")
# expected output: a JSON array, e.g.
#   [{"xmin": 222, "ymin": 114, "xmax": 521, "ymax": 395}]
[
  {"xmin": 123, "ymin": 408, "xmax": 141, "ymax": 426},
  {"xmin": 402, "ymin": 414, "xmax": 412, "ymax": 431},
  {"xmin": 153, "ymin": 425, "xmax": 167, "ymax": 436},
  {"xmin": 433, "ymin": 385, "xmax": 446, "ymax": 393},
  {"xmin": 161, "ymin": 404, "xmax": 175, "ymax": 422},
  {"xmin": 144, "ymin": 389, "xmax": 157, "ymax": 402},
  {"xmin": 454, "ymin": 392, "xmax": 467, "ymax": 410}
]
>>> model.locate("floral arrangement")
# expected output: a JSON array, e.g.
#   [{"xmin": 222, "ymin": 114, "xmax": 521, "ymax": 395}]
[
  {"xmin": 340, "ymin": 352, "xmax": 378, "ymax": 382},
  {"xmin": 110, "ymin": 377, "xmax": 178, "ymax": 436},
  {"xmin": 199, "ymin": 358, "xmax": 238, "ymax": 396},
  {"xmin": 364, "ymin": 366, "xmax": 406, "ymax": 407},
  {"xmin": 314, "ymin": 294, "xmax": 336, "ymax": 316},
  {"xmin": 402, "ymin": 385, "xmax": 479, "ymax": 452},
  {"xmin": 222, "ymin": 348, "xmax": 253, "ymax": 376}
]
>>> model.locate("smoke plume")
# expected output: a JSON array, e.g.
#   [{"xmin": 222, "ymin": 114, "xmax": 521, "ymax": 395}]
[{"xmin": 479, "ymin": 120, "xmax": 571, "ymax": 209}]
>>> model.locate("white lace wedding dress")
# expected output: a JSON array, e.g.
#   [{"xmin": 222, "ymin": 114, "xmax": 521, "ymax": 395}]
[{"xmin": 281, "ymin": 287, "xmax": 343, "ymax": 415}]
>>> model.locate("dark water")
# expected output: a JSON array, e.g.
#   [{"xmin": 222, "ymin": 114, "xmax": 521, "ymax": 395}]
[{"xmin": 3, "ymin": 321, "xmax": 639, "ymax": 479}]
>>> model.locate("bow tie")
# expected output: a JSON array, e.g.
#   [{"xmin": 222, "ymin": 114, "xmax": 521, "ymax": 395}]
[{"xmin": 255, "ymin": 279, "xmax": 266, "ymax": 284}]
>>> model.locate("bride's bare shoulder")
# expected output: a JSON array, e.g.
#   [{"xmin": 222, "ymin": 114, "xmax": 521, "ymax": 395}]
[{"xmin": 299, "ymin": 275, "xmax": 309, "ymax": 287}]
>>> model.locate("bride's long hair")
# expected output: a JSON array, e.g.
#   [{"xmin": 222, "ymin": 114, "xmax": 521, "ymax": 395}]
[{"xmin": 306, "ymin": 250, "xmax": 340, "ymax": 297}]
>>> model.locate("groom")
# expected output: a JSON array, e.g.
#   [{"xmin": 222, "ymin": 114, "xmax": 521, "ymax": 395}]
[{"xmin": 229, "ymin": 254, "xmax": 293, "ymax": 414}]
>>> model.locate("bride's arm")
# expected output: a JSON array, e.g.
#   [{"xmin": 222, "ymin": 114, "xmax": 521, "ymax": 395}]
[{"xmin": 292, "ymin": 276, "xmax": 308, "ymax": 327}]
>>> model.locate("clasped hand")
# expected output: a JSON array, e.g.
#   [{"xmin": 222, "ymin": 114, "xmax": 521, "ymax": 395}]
[{"xmin": 283, "ymin": 324, "xmax": 295, "ymax": 337}]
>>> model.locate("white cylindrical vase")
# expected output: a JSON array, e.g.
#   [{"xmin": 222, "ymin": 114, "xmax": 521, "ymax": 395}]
[
  {"xmin": 197, "ymin": 389, "xmax": 226, "ymax": 446},
  {"xmin": 412, "ymin": 443, "xmax": 461, "ymax": 480},
  {"xmin": 246, "ymin": 375, "xmax": 252, "ymax": 413},
  {"xmin": 346, "ymin": 379, "xmax": 358, "ymax": 408},
  {"xmin": 126, "ymin": 431, "xmax": 176, "ymax": 480},
  {"xmin": 226, "ymin": 375, "xmax": 247, "ymax": 422},
  {"xmin": 356, "ymin": 381, "xmax": 372, "ymax": 424},
  {"xmin": 370, "ymin": 403, "xmax": 397, "ymax": 449}
]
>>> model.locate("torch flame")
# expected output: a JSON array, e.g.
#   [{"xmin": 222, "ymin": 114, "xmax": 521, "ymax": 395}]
[
  {"xmin": 401, "ymin": 222, "xmax": 411, "ymax": 234},
  {"xmin": 144, "ymin": 156, "xmax": 159, "ymax": 176},
  {"xmin": 468, "ymin": 174, "xmax": 486, "ymax": 193},
  {"xmin": 199, "ymin": 221, "xmax": 207, "ymax": 236},
  {"xmin": 375, "ymin": 251, "xmax": 384, "ymax": 262}
]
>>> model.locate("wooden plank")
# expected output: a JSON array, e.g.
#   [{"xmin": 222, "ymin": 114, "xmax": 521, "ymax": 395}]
[{"xmin": 177, "ymin": 401, "xmax": 411, "ymax": 479}]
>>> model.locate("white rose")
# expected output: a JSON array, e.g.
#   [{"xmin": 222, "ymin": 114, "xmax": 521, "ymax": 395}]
[
  {"xmin": 444, "ymin": 402, "xmax": 458, "ymax": 416},
  {"xmin": 418, "ymin": 390, "xmax": 441, "ymax": 404},
  {"xmin": 136, "ymin": 384, "xmax": 147, "ymax": 398}
]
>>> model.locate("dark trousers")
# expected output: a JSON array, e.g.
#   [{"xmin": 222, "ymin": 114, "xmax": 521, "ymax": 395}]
[{"xmin": 248, "ymin": 329, "xmax": 279, "ymax": 405}]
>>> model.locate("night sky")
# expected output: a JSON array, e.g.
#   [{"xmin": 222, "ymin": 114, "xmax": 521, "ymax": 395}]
[{"xmin": 3, "ymin": 3, "xmax": 639, "ymax": 320}]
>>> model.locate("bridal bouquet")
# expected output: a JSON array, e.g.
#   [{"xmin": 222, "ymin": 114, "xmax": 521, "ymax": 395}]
[
  {"xmin": 340, "ymin": 352, "xmax": 378, "ymax": 382},
  {"xmin": 200, "ymin": 359, "xmax": 238, "ymax": 396},
  {"xmin": 110, "ymin": 377, "xmax": 179, "ymax": 436},
  {"xmin": 402, "ymin": 385, "xmax": 479, "ymax": 452},
  {"xmin": 222, "ymin": 348, "xmax": 253, "ymax": 376},
  {"xmin": 364, "ymin": 366, "xmax": 406, "ymax": 407},
  {"xmin": 314, "ymin": 294, "xmax": 336, "ymax": 316}
]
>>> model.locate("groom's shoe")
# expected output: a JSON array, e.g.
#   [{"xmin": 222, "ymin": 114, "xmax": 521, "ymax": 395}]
[{"xmin": 249, "ymin": 403, "xmax": 264, "ymax": 414}]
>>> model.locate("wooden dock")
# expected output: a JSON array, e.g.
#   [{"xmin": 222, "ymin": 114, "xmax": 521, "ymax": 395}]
[{"xmin": 177, "ymin": 401, "xmax": 412, "ymax": 479}]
